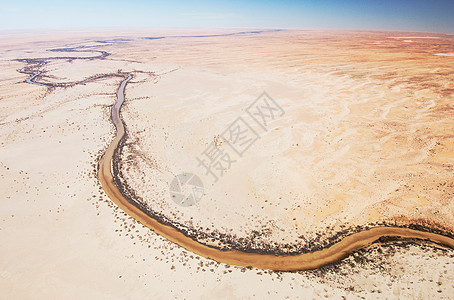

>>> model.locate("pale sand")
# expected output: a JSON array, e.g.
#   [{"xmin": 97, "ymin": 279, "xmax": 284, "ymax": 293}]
[
  {"xmin": 388, "ymin": 36, "xmax": 441, "ymax": 39},
  {"xmin": 98, "ymin": 76, "xmax": 454, "ymax": 271},
  {"xmin": 435, "ymin": 53, "xmax": 454, "ymax": 56},
  {"xmin": 1, "ymin": 29, "xmax": 454, "ymax": 298},
  {"xmin": 118, "ymin": 30, "xmax": 454, "ymax": 248}
]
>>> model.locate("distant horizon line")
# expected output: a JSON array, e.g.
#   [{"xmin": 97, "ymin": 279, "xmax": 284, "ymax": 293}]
[{"xmin": 0, "ymin": 27, "xmax": 453, "ymax": 36}]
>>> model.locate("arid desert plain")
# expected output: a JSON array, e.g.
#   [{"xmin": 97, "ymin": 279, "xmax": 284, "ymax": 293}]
[{"xmin": 1, "ymin": 29, "xmax": 454, "ymax": 298}]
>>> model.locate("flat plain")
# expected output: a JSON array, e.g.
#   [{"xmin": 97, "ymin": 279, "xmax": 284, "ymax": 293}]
[{"xmin": 1, "ymin": 29, "xmax": 453, "ymax": 299}]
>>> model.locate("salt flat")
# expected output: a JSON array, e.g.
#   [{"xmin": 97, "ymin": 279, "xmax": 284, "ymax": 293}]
[{"xmin": 0, "ymin": 29, "xmax": 453, "ymax": 299}]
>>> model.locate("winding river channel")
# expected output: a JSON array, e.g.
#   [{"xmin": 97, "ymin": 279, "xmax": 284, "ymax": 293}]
[{"xmin": 98, "ymin": 75, "xmax": 454, "ymax": 271}]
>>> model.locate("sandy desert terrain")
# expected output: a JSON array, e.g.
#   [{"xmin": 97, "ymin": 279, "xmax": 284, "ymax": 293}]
[{"xmin": 1, "ymin": 29, "xmax": 454, "ymax": 298}]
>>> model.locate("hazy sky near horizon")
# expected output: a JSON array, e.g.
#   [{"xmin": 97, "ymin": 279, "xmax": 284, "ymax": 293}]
[{"xmin": 0, "ymin": 0, "xmax": 453, "ymax": 33}]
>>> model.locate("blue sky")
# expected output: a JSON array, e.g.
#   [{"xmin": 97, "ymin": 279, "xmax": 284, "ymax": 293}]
[{"xmin": 0, "ymin": 0, "xmax": 453, "ymax": 33}]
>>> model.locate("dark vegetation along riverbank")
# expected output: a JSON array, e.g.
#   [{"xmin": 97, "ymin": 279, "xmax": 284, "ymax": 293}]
[{"xmin": 17, "ymin": 34, "xmax": 454, "ymax": 272}]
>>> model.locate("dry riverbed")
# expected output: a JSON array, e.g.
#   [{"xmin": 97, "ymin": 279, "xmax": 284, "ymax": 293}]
[{"xmin": 0, "ymin": 29, "xmax": 453, "ymax": 299}]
